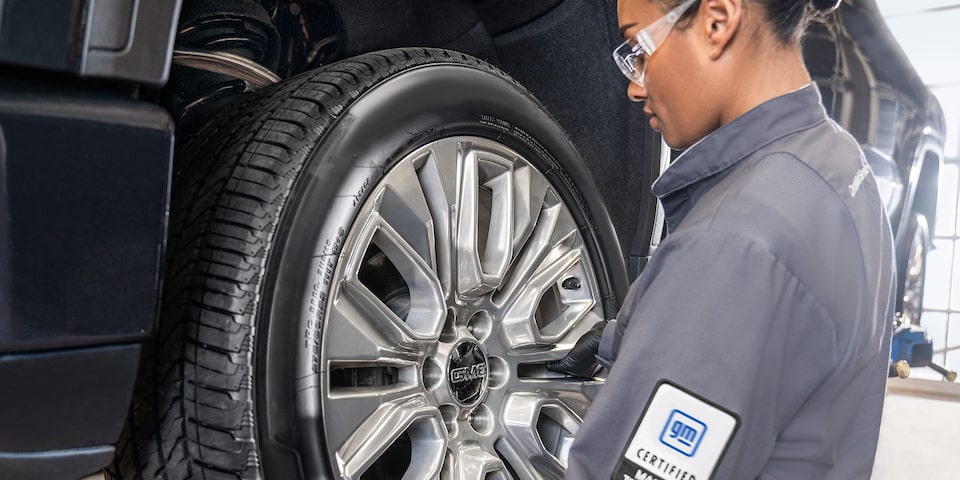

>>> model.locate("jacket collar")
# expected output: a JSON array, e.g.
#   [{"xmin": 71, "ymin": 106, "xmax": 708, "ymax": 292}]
[{"xmin": 651, "ymin": 83, "xmax": 828, "ymax": 199}]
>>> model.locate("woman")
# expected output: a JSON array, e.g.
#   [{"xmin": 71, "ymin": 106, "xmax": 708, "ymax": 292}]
[{"xmin": 563, "ymin": 0, "xmax": 895, "ymax": 478}]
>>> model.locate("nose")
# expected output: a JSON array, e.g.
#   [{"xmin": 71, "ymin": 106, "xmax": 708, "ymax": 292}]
[{"xmin": 627, "ymin": 81, "xmax": 647, "ymax": 103}]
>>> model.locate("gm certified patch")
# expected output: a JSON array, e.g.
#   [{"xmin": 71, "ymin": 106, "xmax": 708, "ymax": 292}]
[{"xmin": 612, "ymin": 380, "xmax": 739, "ymax": 480}]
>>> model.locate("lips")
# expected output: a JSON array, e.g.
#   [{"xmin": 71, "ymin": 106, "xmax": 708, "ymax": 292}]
[{"xmin": 645, "ymin": 110, "xmax": 659, "ymax": 130}]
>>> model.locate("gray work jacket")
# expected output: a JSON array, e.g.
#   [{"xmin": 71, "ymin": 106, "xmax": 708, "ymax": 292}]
[{"xmin": 567, "ymin": 85, "xmax": 895, "ymax": 480}]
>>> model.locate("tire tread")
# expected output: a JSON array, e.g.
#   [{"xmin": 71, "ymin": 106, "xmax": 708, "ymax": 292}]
[{"xmin": 107, "ymin": 48, "xmax": 508, "ymax": 480}]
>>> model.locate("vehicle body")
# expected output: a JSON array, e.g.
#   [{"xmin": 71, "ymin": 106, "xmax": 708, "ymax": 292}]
[{"xmin": 0, "ymin": 0, "xmax": 943, "ymax": 479}]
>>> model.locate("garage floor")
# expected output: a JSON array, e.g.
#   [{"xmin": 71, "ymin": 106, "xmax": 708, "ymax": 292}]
[{"xmin": 872, "ymin": 378, "xmax": 960, "ymax": 479}]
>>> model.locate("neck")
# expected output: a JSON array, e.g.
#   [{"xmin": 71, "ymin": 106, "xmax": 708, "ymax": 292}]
[{"xmin": 719, "ymin": 42, "xmax": 812, "ymax": 126}]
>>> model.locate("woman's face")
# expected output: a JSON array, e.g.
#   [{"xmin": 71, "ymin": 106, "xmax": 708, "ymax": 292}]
[{"xmin": 617, "ymin": 0, "xmax": 719, "ymax": 149}]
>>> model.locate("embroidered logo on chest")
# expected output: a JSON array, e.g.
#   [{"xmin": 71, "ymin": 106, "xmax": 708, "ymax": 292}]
[{"xmin": 848, "ymin": 163, "xmax": 871, "ymax": 198}]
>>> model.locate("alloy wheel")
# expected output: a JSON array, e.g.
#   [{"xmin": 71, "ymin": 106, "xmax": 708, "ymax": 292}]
[{"xmin": 313, "ymin": 136, "xmax": 605, "ymax": 479}]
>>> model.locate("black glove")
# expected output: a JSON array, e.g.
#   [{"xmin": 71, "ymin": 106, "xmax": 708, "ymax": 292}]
[{"xmin": 546, "ymin": 320, "xmax": 607, "ymax": 378}]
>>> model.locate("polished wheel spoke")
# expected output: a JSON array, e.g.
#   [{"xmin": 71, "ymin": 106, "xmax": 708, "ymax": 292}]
[
  {"xmin": 480, "ymin": 166, "xmax": 515, "ymax": 284},
  {"xmin": 500, "ymin": 245, "xmax": 594, "ymax": 348},
  {"xmin": 375, "ymin": 159, "xmax": 439, "ymax": 272},
  {"xmin": 450, "ymin": 445, "xmax": 511, "ymax": 480},
  {"xmin": 495, "ymin": 202, "xmax": 562, "ymax": 305},
  {"xmin": 335, "ymin": 394, "xmax": 446, "ymax": 479},
  {"xmin": 371, "ymin": 218, "xmax": 445, "ymax": 337},
  {"xmin": 514, "ymin": 374, "xmax": 602, "ymax": 402},
  {"xmin": 509, "ymin": 164, "xmax": 550, "ymax": 260},
  {"xmin": 415, "ymin": 147, "xmax": 459, "ymax": 299},
  {"xmin": 328, "ymin": 366, "xmax": 418, "ymax": 392},
  {"xmin": 510, "ymin": 344, "xmax": 603, "ymax": 401},
  {"xmin": 323, "ymin": 296, "xmax": 413, "ymax": 363},
  {"xmin": 457, "ymin": 144, "xmax": 516, "ymax": 296},
  {"xmin": 498, "ymin": 392, "xmax": 584, "ymax": 477},
  {"xmin": 335, "ymin": 213, "xmax": 445, "ymax": 345},
  {"xmin": 457, "ymin": 147, "xmax": 483, "ymax": 296},
  {"xmin": 338, "ymin": 276, "xmax": 428, "ymax": 347}
]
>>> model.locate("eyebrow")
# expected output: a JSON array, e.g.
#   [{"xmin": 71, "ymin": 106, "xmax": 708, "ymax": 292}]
[{"xmin": 619, "ymin": 23, "xmax": 637, "ymax": 39}]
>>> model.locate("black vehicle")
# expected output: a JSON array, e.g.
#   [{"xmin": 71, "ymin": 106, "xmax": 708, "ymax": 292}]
[{"xmin": 0, "ymin": 1, "xmax": 944, "ymax": 479}]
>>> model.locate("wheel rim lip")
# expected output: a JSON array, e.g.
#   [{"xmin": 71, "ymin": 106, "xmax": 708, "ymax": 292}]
[
  {"xmin": 902, "ymin": 224, "xmax": 926, "ymax": 324},
  {"xmin": 306, "ymin": 135, "xmax": 605, "ymax": 478}
]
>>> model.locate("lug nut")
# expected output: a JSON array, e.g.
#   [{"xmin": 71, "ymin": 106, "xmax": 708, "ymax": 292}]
[{"xmin": 562, "ymin": 277, "xmax": 581, "ymax": 290}]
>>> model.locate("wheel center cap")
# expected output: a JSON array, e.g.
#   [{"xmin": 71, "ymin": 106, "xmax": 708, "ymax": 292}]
[{"xmin": 447, "ymin": 341, "xmax": 488, "ymax": 406}]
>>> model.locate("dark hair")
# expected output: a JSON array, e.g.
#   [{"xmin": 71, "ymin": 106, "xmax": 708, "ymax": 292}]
[{"xmin": 666, "ymin": 0, "xmax": 840, "ymax": 44}]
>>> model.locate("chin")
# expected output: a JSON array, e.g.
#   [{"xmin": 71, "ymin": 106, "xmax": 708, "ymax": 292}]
[{"xmin": 661, "ymin": 133, "xmax": 688, "ymax": 150}]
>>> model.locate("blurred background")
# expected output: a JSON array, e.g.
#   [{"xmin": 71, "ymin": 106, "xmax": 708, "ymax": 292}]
[{"xmin": 873, "ymin": 2, "xmax": 960, "ymax": 479}]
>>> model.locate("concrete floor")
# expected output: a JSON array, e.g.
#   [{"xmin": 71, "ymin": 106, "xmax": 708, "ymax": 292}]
[
  {"xmin": 83, "ymin": 379, "xmax": 960, "ymax": 479},
  {"xmin": 872, "ymin": 378, "xmax": 960, "ymax": 479}
]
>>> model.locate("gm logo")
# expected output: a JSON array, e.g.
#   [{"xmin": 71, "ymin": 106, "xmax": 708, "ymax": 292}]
[
  {"xmin": 450, "ymin": 363, "xmax": 487, "ymax": 384},
  {"xmin": 659, "ymin": 410, "xmax": 707, "ymax": 457}
]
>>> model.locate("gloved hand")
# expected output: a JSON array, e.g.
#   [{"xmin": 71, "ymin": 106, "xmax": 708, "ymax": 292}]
[{"xmin": 546, "ymin": 320, "xmax": 607, "ymax": 378}]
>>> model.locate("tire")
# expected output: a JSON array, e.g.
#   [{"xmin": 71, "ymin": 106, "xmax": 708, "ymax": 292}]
[
  {"xmin": 897, "ymin": 213, "xmax": 928, "ymax": 326},
  {"xmin": 107, "ymin": 48, "xmax": 627, "ymax": 480}
]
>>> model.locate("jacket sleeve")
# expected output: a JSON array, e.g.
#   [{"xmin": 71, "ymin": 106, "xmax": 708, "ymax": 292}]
[{"xmin": 566, "ymin": 230, "xmax": 839, "ymax": 479}]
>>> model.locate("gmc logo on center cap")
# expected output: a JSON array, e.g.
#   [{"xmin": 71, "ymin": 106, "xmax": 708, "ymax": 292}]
[{"xmin": 450, "ymin": 363, "xmax": 487, "ymax": 383}]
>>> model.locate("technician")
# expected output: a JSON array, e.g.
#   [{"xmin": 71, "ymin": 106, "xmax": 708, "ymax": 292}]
[{"xmin": 550, "ymin": 0, "xmax": 896, "ymax": 478}]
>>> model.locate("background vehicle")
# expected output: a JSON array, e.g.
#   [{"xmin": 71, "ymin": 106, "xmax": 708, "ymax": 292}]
[
  {"xmin": 0, "ymin": 0, "xmax": 944, "ymax": 479},
  {"xmin": 802, "ymin": 7, "xmax": 949, "ymax": 379}
]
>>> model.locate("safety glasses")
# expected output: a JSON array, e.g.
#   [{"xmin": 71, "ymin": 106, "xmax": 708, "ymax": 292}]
[{"xmin": 612, "ymin": 0, "xmax": 698, "ymax": 87}]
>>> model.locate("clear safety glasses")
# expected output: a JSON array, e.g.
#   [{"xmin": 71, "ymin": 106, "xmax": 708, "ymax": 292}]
[{"xmin": 612, "ymin": 0, "xmax": 698, "ymax": 87}]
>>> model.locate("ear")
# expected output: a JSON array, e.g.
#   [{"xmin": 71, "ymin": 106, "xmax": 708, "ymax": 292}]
[{"xmin": 700, "ymin": 0, "xmax": 743, "ymax": 60}]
